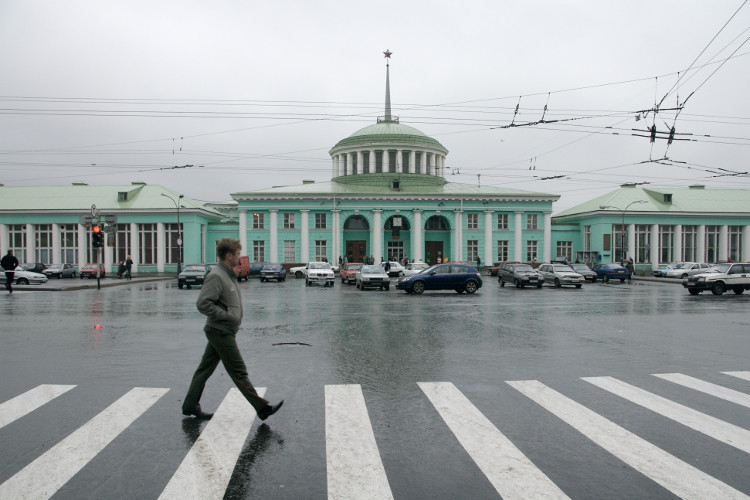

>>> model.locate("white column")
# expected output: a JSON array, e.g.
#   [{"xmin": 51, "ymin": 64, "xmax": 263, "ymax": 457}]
[
  {"xmin": 372, "ymin": 210, "xmax": 382, "ymax": 263},
  {"xmin": 742, "ymin": 225, "xmax": 750, "ymax": 263},
  {"xmin": 409, "ymin": 151, "xmax": 416, "ymax": 174},
  {"xmin": 300, "ymin": 210, "xmax": 309, "ymax": 262},
  {"xmin": 543, "ymin": 212, "xmax": 552, "ymax": 263},
  {"xmin": 356, "ymin": 151, "xmax": 363, "ymax": 175},
  {"xmin": 396, "ymin": 149, "xmax": 403, "ymax": 173},
  {"xmin": 25, "ymin": 224, "xmax": 34, "ymax": 263},
  {"xmin": 719, "ymin": 225, "xmax": 729, "ymax": 261},
  {"xmin": 346, "ymin": 153, "xmax": 352, "ymax": 176},
  {"xmin": 103, "ymin": 231, "xmax": 113, "ymax": 272},
  {"xmin": 130, "ymin": 223, "xmax": 139, "ymax": 272},
  {"xmin": 383, "ymin": 150, "xmax": 389, "ymax": 173},
  {"xmin": 332, "ymin": 210, "xmax": 340, "ymax": 264},
  {"xmin": 368, "ymin": 150, "xmax": 375, "ymax": 174},
  {"xmin": 484, "ymin": 211, "xmax": 493, "ymax": 266},
  {"xmin": 412, "ymin": 210, "xmax": 423, "ymax": 262},
  {"xmin": 156, "ymin": 222, "xmax": 165, "ymax": 272},
  {"xmin": 673, "ymin": 224, "xmax": 682, "ymax": 263},
  {"xmin": 514, "ymin": 211, "xmax": 523, "ymax": 261},
  {"xmin": 51, "ymin": 223, "xmax": 61, "ymax": 265},
  {"xmin": 238, "ymin": 210, "xmax": 247, "ymax": 256},
  {"xmin": 627, "ymin": 224, "xmax": 636, "ymax": 262},
  {"xmin": 77, "ymin": 224, "xmax": 87, "ymax": 266},
  {"xmin": 454, "ymin": 211, "xmax": 463, "ymax": 262},
  {"xmin": 650, "ymin": 224, "xmax": 659, "ymax": 270},
  {"xmin": 0, "ymin": 224, "xmax": 8, "ymax": 254},
  {"xmin": 697, "ymin": 225, "xmax": 706, "ymax": 262},
  {"xmin": 269, "ymin": 210, "xmax": 278, "ymax": 262}
]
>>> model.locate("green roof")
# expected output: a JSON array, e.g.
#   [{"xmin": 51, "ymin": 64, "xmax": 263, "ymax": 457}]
[
  {"xmin": 330, "ymin": 121, "xmax": 448, "ymax": 154},
  {"xmin": 555, "ymin": 184, "xmax": 750, "ymax": 218},
  {"xmin": 0, "ymin": 183, "xmax": 223, "ymax": 216}
]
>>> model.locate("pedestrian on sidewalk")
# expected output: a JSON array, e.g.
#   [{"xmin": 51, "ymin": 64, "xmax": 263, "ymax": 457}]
[
  {"xmin": 182, "ymin": 238, "xmax": 283, "ymax": 421},
  {"xmin": 1, "ymin": 250, "xmax": 19, "ymax": 294},
  {"xmin": 125, "ymin": 255, "xmax": 133, "ymax": 280}
]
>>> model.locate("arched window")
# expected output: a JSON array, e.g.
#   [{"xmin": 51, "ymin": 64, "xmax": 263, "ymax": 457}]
[
  {"xmin": 384, "ymin": 216, "xmax": 411, "ymax": 230},
  {"xmin": 425, "ymin": 216, "xmax": 449, "ymax": 231},
  {"xmin": 344, "ymin": 215, "xmax": 370, "ymax": 230}
]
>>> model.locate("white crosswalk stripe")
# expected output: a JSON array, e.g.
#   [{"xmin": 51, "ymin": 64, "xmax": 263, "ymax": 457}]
[
  {"xmin": 0, "ymin": 387, "xmax": 169, "ymax": 500},
  {"xmin": 159, "ymin": 387, "xmax": 266, "ymax": 500},
  {"xmin": 654, "ymin": 372, "xmax": 750, "ymax": 408},
  {"xmin": 325, "ymin": 384, "xmax": 393, "ymax": 500},
  {"xmin": 0, "ymin": 384, "xmax": 76, "ymax": 430},
  {"xmin": 507, "ymin": 379, "xmax": 749, "ymax": 500},
  {"xmin": 724, "ymin": 370, "xmax": 750, "ymax": 382},
  {"xmin": 419, "ymin": 381, "xmax": 569, "ymax": 500}
]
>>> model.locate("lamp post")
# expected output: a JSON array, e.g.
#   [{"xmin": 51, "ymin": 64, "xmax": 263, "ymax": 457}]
[
  {"xmin": 161, "ymin": 192, "xmax": 184, "ymax": 274},
  {"xmin": 599, "ymin": 200, "xmax": 646, "ymax": 262}
]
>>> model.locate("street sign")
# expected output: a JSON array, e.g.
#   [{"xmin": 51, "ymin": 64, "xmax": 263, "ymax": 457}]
[
  {"xmin": 102, "ymin": 214, "xmax": 117, "ymax": 224},
  {"xmin": 104, "ymin": 225, "xmax": 117, "ymax": 234},
  {"xmin": 79, "ymin": 215, "xmax": 94, "ymax": 225},
  {"xmin": 91, "ymin": 204, "xmax": 98, "ymax": 218}
]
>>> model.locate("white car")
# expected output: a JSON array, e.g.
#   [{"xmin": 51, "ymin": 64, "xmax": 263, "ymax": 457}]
[
  {"xmin": 305, "ymin": 261, "xmax": 335, "ymax": 287},
  {"xmin": 683, "ymin": 262, "xmax": 750, "ymax": 295},
  {"xmin": 380, "ymin": 261, "xmax": 406, "ymax": 277},
  {"xmin": 356, "ymin": 265, "xmax": 391, "ymax": 290},
  {"xmin": 537, "ymin": 263, "xmax": 584, "ymax": 288},
  {"xmin": 402, "ymin": 262, "xmax": 430, "ymax": 277},
  {"xmin": 664, "ymin": 262, "xmax": 711, "ymax": 279},
  {"xmin": 291, "ymin": 262, "xmax": 338, "ymax": 278},
  {"xmin": 0, "ymin": 267, "xmax": 49, "ymax": 285}
]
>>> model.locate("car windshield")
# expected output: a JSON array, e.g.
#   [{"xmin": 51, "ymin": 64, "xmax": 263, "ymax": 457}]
[
  {"xmin": 345, "ymin": 264, "xmax": 363, "ymax": 271},
  {"xmin": 262, "ymin": 263, "xmax": 280, "ymax": 270},
  {"xmin": 672, "ymin": 263, "xmax": 686, "ymax": 269},
  {"xmin": 707, "ymin": 263, "xmax": 730, "ymax": 273},
  {"xmin": 183, "ymin": 265, "xmax": 205, "ymax": 272},
  {"xmin": 309, "ymin": 262, "xmax": 331, "ymax": 270},
  {"xmin": 361, "ymin": 265, "xmax": 383, "ymax": 274},
  {"xmin": 552, "ymin": 265, "xmax": 574, "ymax": 272},
  {"xmin": 513, "ymin": 264, "xmax": 534, "ymax": 272}
]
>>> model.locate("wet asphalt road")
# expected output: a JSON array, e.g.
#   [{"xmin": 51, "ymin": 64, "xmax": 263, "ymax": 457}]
[{"xmin": 1, "ymin": 275, "xmax": 749, "ymax": 499}]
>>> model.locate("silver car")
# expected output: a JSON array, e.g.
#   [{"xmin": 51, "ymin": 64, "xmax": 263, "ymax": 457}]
[
  {"xmin": 356, "ymin": 265, "xmax": 391, "ymax": 290},
  {"xmin": 0, "ymin": 267, "xmax": 49, "ymax": 285},
  {"xmin": 537, "ymin": 263, "xmax": 585, "ymax": 288},
  {"xmin": 664, "ymin": 262, "xmax": 711, "ymax": 279},
  {"xmin": 43, "ymin": 263, "xmax": 77, "ymax": 279}
]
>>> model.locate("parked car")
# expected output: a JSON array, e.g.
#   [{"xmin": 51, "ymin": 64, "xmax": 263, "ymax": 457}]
[
  {"xmin": 43, "ymin": 263, "xmax": 76, "ymax": 279},
  {"xmin": 340, "ymin": 263, "xmax": 364, "ymax": 284},
  {"xmin": 178, "ymin": 264, "xmax": 212, "ymax": 289},
  {"xmin": 0, "ymin": 267, "xmax": 48, "ymax": 285},
  {"xmin": 663, "ymin": 262, "xmax": 711, "ymax": 279},
  {"xmin": 79, "ymin": 263, "xmax": 106, "ymax": 279},
  {"xmin": 260, "ymin": 263, "xmax": 287, "ymax": 282},
  {"xmin": 652, "ymin": 262, "xmax": 679, "ymax": 277},
  {"xmin": 497, "ymin": 263, "xmax": 544, "ymax": 288},
  {"xmin": 537, "ymin": 263, "xmax": 584, "ymax": 288},
  {"xmin": 355, "ymin": 265, "xmax": 391, "ymax": 290},
  {"xmin": 592, "ymin": 263, "xmax": 631, "ymax": 282},
  {"xmin": 305, "ymin": 261, "xmax": 335, "ymax": 287},
  {"xmin": 380, "ymin": 261, "xmax": 406, "ymax": 277},
  {"xmin": 403, "ymin": 261, "xmax": 430, "ymax": 277},
  {"xmin": 570, "ymin": 263, "xmax": 596, "ymax": 282},
  {"xmin": 290, "ymin": 264, "xmax": 306, "ymax": 278},
  {"xmin": 683, "ymin": 263, "xmax": 750, "ymax": 295},
  {"xmin": 397, "ymin": 263, "xmax": 482, "ymax": 294},
  {"xmin": 20, "ymin": 262, "xmax": 47, "ymax": 274},
  {"xmin": 233, "ymin": 256, "xmax": 251, "ymax": 281}
]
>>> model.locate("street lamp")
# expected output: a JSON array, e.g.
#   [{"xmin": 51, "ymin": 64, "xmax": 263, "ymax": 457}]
[
  {"xmin": 161, "ymin": 192, "xmax": 184, "ymax": 274},
  {"xmin": 599, "ymin": 200, "xmax": 647, "ymax": 262}
]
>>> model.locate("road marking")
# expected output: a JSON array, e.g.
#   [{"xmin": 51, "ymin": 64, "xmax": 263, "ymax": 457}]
[
  {"xmin": 159, "ymin": 387, "xmax": 266, "ymax": 500},
  {"xmin": 508, "ymin": 380, "xmax": 748, "ymax": 500},
  {"xmin": 724, "ymin": 371, "xmax": 750, "ymax": 383},
  {"xmin": 0, "ymin": 387, "xmax": 168, "ymax": 499},
  {"xmin": 325, "ymin": 384, "xmax": 393, "ymax": 500},
  {"xmin": 419, "ymin": 382, "xmax": 569, "ymax": 500},
  {"xmin": 0, "ymin": 384, "xmax": 76, "ymax": 430},
  {"xmin": 654, "ymin": 373, "xmax": 750, "ymax": 409},
  {"xmin": 584, "ymin": 376, "xmax": 750, "ymax": 453}
]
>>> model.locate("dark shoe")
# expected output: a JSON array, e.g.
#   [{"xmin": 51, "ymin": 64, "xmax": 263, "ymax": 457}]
[
  {"xmin": 257, "ymin": 400, "xmax": 284, "ymax": 421},
  {"xmin": 182, "ymin": 406, "xmax": 213, "ymax": 420}
]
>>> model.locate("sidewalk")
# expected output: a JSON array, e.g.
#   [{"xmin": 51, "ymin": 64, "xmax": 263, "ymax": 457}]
[{"xmin": 10, "ymin": 273, "xmax": 175, "ymax": 292}]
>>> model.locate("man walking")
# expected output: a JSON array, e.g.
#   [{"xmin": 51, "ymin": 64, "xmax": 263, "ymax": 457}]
[
  {"xmin": 125, "ymin": 255, "xmax": 133, "ymax": 280},
  {"xmin": 182, "ymin": 238, "xmax": 283, "ymax": 421},
  {"xmin": 1, "ymin": 250, "xmax": 19, "ymax": 294}
]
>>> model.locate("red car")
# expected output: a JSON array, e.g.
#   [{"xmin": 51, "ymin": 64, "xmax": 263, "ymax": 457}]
[
  {"xmin": 80, "ymin": 263, "xmax": 106, "ymax": 279},
  {"xmin": 339, "ymin": 263, "xmax": 364, "ymax": 284}
]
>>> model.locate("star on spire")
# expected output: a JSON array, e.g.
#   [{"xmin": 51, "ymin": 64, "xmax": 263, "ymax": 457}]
[{"xmin": 383, "ymin": 49, "xmax": 392, "ymax": 59}]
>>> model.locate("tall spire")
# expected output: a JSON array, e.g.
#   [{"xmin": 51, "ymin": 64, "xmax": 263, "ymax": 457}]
[{"xmin": 384, "ymin": 49, "xmax": 392, "ymax": 121}]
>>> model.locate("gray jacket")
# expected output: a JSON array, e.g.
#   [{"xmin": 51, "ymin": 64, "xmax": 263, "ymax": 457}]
[{"xmin": 196, "ymin": 262, "xmax": 243, "ymax": 334}]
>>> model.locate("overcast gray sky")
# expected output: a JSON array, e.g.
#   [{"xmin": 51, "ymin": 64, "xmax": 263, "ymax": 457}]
[{"xmin": 1, "ymin": 1, "xmax": 748, "ymax": 211}]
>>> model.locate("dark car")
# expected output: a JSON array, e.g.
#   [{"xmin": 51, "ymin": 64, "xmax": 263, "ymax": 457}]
[
  {"xmin": 592, "ymin": 263, "xmax": 631, "ymax": 282},
  {"xmin": 178, "ymin": 263, "xmax": 212, "ymax": 288},
  {"xmin": 497, "ymin": 263, "xmax": 544, "ymax": 288},
  {"xmin": 396, "ymin": 263, "xmax": 482, "ymax": 294},
  {"xmin": 79, "ymin": 263, "xmax": 106, "ymax": 279},
  {"xmin": 43, "ymin": 263, "xmax": 77, "ymax": 279},
  {"xmin": 569, "ymin": 263, "xmax": 597, "ymax": 282},
  {"xmin": 20, "ymin": 262, "xmax": 47, "ymax": 274},
  {"xmin": 260, "ymin": 263, "xmax": 287, "ymax": 282}
]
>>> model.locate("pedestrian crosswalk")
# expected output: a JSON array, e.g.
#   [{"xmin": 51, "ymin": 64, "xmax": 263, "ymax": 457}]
[{"xmin": 1, "ymin": 371, "xmax": 748, "ymax": 499}]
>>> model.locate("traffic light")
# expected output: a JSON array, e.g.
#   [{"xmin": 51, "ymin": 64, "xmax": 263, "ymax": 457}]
[{"xmin": 92, "ymin": 225, "xmax": 103, "ymax": 248}]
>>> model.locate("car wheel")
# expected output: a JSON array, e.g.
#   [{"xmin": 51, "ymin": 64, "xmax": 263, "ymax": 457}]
[
  {"xmin": 554, "ymin": 278, "xmax": 561, "ymax": 288},
  {"xmin": 295, "ymin": 271, "xmax": 304, "ymax": 278},
  {"xmin": 178, "ymin": 282, "xmax": 183, "ymax": 289},
  {"xmin": 537, "ymin": 283, "xmax": 543, "ymax": 288},
  {"xmin": 80, "ymin": 275, "xmax": 84, "ymax": 279},
  {"xmin": 603, "ymin": 275, "xmax": 610, "ymax": 283},
  {"xmin": 711, "ymin": 281, "xmax": 726, "ymax": 295},
  {"xmin": 514, "ymin": 279, "xmax": 520, "ymax": 288},
  {"xmin": 620, "ymin": 278, "xmax": 626, "ymax": 282},
  {"xmin": 733, "ymin": 287, "xmax": 744, "ymax": 295},
  {"xmin": 360, "ymin": 284, "xmax": 366, "ymax": 291},
  {"xmin": 306, "ymin": 280, "xmax": 311, "ymax": 286},
  {"xmin": 57, "ymin": 274, "xmax": 62, "ymax": 279},
  {"xmin": 681, "ymin": 273, "xmax": 688, "ymax": 279},
  {"xmin": 412, "ymin": 281, "xmax": 426, "ymax": 294},
  {"xmin": 499, "ymin": 278, "xmax": 505, "ymax": 287},
  {"xmin": 17, "ymin": 278, "xmax": 29, "ymax": 285},
  {"xmin": 465, "ymin": 280, "xmax": 478, "ymax": 294},
  {"xmin": 575, "ymin": 284, "xmax": 582, "ymax": 289},
  {"xmin": 688, "ymin": 288, "xmax": 700, "ymax": 295}
]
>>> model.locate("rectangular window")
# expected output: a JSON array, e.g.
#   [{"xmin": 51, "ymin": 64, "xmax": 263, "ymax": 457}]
[
  {"xmin": 415, "ymin": 152, "xmax": 423, "ymax": 174},
  {"xmin": 527, "ymin": 214, "xmax": 538, "ymax": 230},
  {"xmin": 283, "ymin": 213, "xmax": 295, "ymax": 229},
  {"xmin": 583, "ymin": 225, "xmax": 591, "ymax": 252},
  {"xmin": 386, "ymin": 241, "xmax": 404, "ymax": 262},
  {"xmin": 315, "ymin": 213, "xmax": 327, "ymax": 229},
  {"xmin": 363, "ymin": 152, "xmax": 370, "ymax": 174},
  {"xmin": 35, "ymin": 224, "xmax": 53, "ymax": 263},
  {"xmin": 114, "ymin": 224, "xmax": 131, "ymax": 264},
  {"xmin": 164, "ymin": 223, "xmax": 181, "ymax": 264},
  {"xmin": 635, "ymin": 225, "xmax": 650, "ymax": 264},
  {"xmin": 496, "ymin": 240, "xmax": 509, "ymax": 262},
  {"xmin": 60, "ymin": 225, "xmax": 78, "ymax": 264},
  {"xmin": 388, "ymin": 151, "xmax": 397, "ymax": 173},
  {"xmin": 467, "ymin": 213, "xmax": 479, "ymax": 229},
  {"xmin": 467, "ymin": 240, "xmax": 479, "ymax": 262},
  {"xmin": 613, "ymin": 224, "xmax": 626, "ymax": 263},
  {"xmin": 729, "ymin": 225, "xmax": 742, "ymax": 263},
  {"xmin": 314, "ymin": 240, "xmax": 327, "ymax": 261},
  {"xmin": 283, "ymin": 240, "xmax": 296, "ymax": 263},
  {"xmin": 682, "ymin": 225, "xmax": 697, "ymax": 261},
  {"xmin": 139, "ymin": 223, "xmax": 157, "ymax": 265},
  {"xmin": 497, "ymin": 214, "xmax": 509, "ymax": 230},
  {"xmin": 526, "ymin": 240, "xmax": 538, "ymax": 262},
  {"xmin": 375, "ymin": 151, "xmax": 383, "ymax": 173},
  {"xmin": 9, "ymin": 224, "xmax": 27, "ymax": 258},
  {"xmin": 659, "ymin": 226, "xmax": 674, "ymax": 264},
  {"xmin": 705, "ymin": 225, "xmax": 720, "ymax": 263},
  {"xmin": 253, "ymin": 241, "xmax": 265, "ymax": 262},
  {"xmin": 252, "ymin": 213, "xmax": 264, "ymax": 229},
  {"xmin": 556, "ymin": 241, "xmax": 573, "ymax": 261}
]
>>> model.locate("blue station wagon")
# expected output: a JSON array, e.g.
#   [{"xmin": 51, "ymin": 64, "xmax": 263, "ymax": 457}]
[{"xmin": 396, "ymin": 263, "xmax": 483, "ymax": 294}]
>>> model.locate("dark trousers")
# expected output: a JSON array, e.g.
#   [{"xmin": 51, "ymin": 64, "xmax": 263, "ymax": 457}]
[
  {"xmin": 4, "ymin": 271, "xmax": 13, "ymax": 292},
  {"xmin": 183, "ymin": 327, "xmax": 269, "ymax": 413}
]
